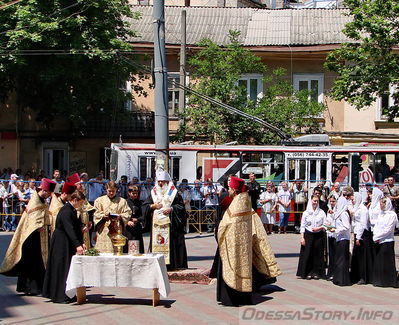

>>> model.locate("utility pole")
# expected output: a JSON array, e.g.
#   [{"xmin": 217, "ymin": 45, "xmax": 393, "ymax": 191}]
[
  {"xmin": 153, "ymin": 0, "xmax": 169, "ymax": 172},
  {"xmin": 178, "ymin": 10, "xmax": 187, "ymax": 127}
]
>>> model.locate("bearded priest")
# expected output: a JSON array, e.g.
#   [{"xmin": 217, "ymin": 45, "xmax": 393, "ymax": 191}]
[
  {"xmin": 142, "ymin": 170, "xmax": 188, "ymax": 271},
  {"xmin": 217, "ymin": 176, "xmax": 281, "ymax": 306}
]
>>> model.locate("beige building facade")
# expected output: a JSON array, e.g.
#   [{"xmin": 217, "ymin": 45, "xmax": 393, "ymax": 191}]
[{"xmin": 1, "ymin": 6, "xmax": 397, "ymax": 177}]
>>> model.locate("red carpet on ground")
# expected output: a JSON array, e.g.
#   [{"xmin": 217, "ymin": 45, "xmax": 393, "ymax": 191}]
[{"xmin": 168, "ymin": 268, "xmax": 212, "ymax": 285}]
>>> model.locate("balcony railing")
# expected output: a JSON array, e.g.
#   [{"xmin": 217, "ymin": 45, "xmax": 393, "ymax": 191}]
[{"xmin": 76, "ymin": 111, "xmax": 155, "ymax": 138}]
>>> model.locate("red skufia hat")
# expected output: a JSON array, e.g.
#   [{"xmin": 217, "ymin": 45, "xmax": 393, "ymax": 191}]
[
  {"xmin": 62, "ymin": 182, "xmax": 77, "ymax": 195},
  {"xmin": 40, "ymin": 178, "xmax": 57, "ymax": 192},
  {"xmin": 67, "ymin": 173, "xmax": 80, "ymax": 184},
  {"xmin": 228, "ymin": 176, "xmax": 247, "ymax": 192}
]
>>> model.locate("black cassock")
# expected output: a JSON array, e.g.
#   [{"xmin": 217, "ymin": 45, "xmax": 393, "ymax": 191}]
[
  {"xmin": 142, "ymin": 193, "xmax": 188, "ymax": 271},
  {"xmin": 123, "ymin": 198, "xmax": 145, "ymax": 254},
  {"xmin": 43, "ymin": 202, "xmax": 84, "ymax": 303}
]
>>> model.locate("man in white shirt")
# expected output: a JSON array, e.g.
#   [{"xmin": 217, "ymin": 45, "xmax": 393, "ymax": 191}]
[
  {"xmin": 203, "ymin": 178, "xmax": 221, "ymax": 233},
  {"xmin": 277, "ymin": 182, "xmax": 292, "ymax": 234}
]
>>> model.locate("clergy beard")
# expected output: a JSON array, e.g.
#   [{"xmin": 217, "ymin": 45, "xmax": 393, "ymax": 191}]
[{"xmin": 158, "ymin": 184, "xmax": 168, "ymax": 196}]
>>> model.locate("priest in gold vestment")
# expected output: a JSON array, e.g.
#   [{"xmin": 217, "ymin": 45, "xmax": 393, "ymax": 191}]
[
  {"xmin": 93, "ymin": 181, "xmax": 131, "ymax": 253},
  {"xmin": 49, "ymin": 182, "xmax": 77, "ymax": 234},
  {"xmin": 0, "ymin": 178, "xmax": 56, "ymax": 295},
  {"xmin": 217, "ymin": 176, "xmax": 281, "ymax": 306},
  {"xmin": 69, "ymin": 173, "xmax": 95, "ymax": 249}
]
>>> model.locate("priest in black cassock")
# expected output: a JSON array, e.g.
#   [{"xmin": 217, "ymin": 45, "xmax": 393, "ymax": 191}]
[
  {"xmin": 123, "ymin": 185, "xmax": 145, "ymax": 253},
  {"xmin": 42, "ymin": 191, "xmax": 87, "ymax": 303},
  {"xmin": 142, "ymin": 170, "xmax": 188, "ymax": 271}
]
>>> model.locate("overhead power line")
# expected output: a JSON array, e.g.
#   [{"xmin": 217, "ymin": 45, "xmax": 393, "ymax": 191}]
[{"xmin": 119, "ymin": 55, "xmax": 291, "ymax": 140}]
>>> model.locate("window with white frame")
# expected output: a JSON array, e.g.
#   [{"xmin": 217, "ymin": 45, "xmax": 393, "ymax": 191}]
[
  {"xmin": 123, "ymin": 80, "xmax": 132, "ymax": 111},
  {"xmin": 376, "ymin": 84, "xmax": 396, "ymax": 121},
  {"xmin": 168, "ymin": 73, "xmax": 189, "ymax": 116},
  {"xmin": 238, "ymin": 74, "xmax": 263, "ymax": 102},
  {"xmin": 293, "ymin": 73, "xmax": 324, "ymax": 103}
]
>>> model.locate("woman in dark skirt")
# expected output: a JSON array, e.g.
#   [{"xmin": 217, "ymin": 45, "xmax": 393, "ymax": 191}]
[
  {"xmin": 372, "ymin": 197, "xmax": 398, "ymax": 288},
  {"xmin": 296, "ymin": 194, "xmax": 327, "ymax": 280},
  {"xmin": 332, "ymin": 196, "xmax": 351, "ymax": 286},
  {"xmin": 325, "ymin": 194, "xmax": 337, "ymax": 280},
  {"xmin": 350, "ymin": 193, "xmax": 373, "ymax": 285}
]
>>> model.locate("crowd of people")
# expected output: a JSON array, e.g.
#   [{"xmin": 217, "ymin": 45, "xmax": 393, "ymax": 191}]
[
  {"xmin": 0, "ymin": 170, "xmax": 190, "ymax": 304},
  {"xmin": 0, "ymin": 167, "xmax": 397, "ymax": 307},
  {"xmin": 296, "ymin": 185, "xmax": 398, "ymax": 288}
]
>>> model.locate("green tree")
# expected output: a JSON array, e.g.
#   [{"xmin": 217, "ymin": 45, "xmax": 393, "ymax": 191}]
[
  {"xmin": 177, "ymin": 31, "xmax": 325, "ymax": 144},
  {"xmin": 325, "ymin": 0, "xmax": 399, "ymax": 120},
  {"xmin": 0, "ymin": 0, "xmax": 145, "ymax": 127}
]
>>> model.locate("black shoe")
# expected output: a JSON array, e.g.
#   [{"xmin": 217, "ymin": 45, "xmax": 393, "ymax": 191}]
[
  {"xmin": 327, "ymin": 276, "xmax": 333, "ymax": 281},
  {"xmin": 357, "ymin": 279, "xmax": 366, "ymax": 285},
  {"xmin": 306, "ymin": 275, "xmax": 312, "ymax": 280},
  {"xmin": 313, "ymin": 275, "xmax": 320, "ymax": 280}
]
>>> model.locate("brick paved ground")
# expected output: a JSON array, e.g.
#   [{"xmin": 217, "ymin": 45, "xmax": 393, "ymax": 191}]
[{"xmin": 0, "ymin": 231, "xmax": 398, "ymax": 325}]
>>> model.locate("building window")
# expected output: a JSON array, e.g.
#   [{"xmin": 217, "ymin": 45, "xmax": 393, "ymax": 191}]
[
  {"xmin": 123, "ymin": 80, "xmax": 132, "ymax": 111},
  {"xmin": 238, "ymin": 74, "xmax": 263, "ymax": 102},
  {"xmin": 293, "ymin": 73, "xmax": 324, "ymax": 103},
  {"xmin": 168, "ymin": 73, "xmax": 184, "ymax": 116},
  {"xmin": 376, "ymin": 84, "xmax": 396, "ymax": 121}
]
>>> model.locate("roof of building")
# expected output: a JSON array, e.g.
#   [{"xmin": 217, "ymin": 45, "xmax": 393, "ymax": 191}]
[{"xmin": 126, "ymin": 6, "xmax": 352, "ymax": 46}]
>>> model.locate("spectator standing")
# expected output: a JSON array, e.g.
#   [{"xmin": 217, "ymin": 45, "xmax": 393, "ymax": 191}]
[
  {"xmin": 52, "ymin": 170, "xmax": 63, "ymax": 183},
  {"xmin": 79, "ymin": 173, "xmax": 89, "ymax": 197},
  {"xmin": 291, "ymin": 179, "xmax": 308, "ymax": 234},
  {"xmin": 277, "ymin": 181, "xmax": 292, "ymax": 234},
  {"xmin": 117, "ymin": 175, "xmax": 129, "ymax": 199},
  {"xmin": 0, "ymin": 182, "xmax": 8, "ymax": 230},
  {"xmin": 382, "ymin": 176, "xmax": 399, "ymax": 214},
  {"xmin": 179, "ymin": 179, "xmax": 191, "ymax": 233},
  {"xmin": 4, "ymin": 174, "xmax": 19, "ymax": 231},
  {"xmin": 203, "ymin": 178, "xmax": 221, "ymax": 233},
  {"xmin": 88, "ymin": 173, "xmax": 106, "ymax": 205},
  {"xmin": 139, "ymin": 177, "xmax": 153, "ymax": 202},
  {"xmin": 259, "ymin": 184, "xmax": 277, "ymax": 235},
  {"xmin": 247, "ymin": 173, "xmax": 261, "ymax": 212},
  {"xmin": 190, "ymin": 180, "xmax": 204, "ymax": 210}
]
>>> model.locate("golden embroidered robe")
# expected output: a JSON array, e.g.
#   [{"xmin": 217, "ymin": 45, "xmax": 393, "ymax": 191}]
[
  {"xmin": 218, "ymin": 192, "xmax": 281, "ymax": 292},
  {"xmin": 78, "ymin": 200, "xmax": 95, "ymax": 248},
  {"xmin": 93, "ymin": 195, "xmax": 131, "ymax": 253},
  {"xmin": 48, "ymin": 194, "xmax": 64, "ymax": 234},
  {"xmin": 0, "ymin": 190, "xmax": 51, "ymax": 274}
]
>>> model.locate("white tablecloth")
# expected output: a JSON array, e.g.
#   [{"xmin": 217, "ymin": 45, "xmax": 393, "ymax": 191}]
[{"xmin": 65, "ymin": 253, "xmax": 170, "ymax": 298}]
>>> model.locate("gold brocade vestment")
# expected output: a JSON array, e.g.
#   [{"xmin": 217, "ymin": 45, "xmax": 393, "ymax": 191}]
[
  {"xmin": 0, "ymin": 190, "xmax": 51, "ymax": 274},
  {"xmin": 93, "ymin": 195, "xmax": 131, "ymax": 253},
  {"xmin": 48, "ymin": 194, "xmax": 64, "ymax": 234},
  {"xmin": 217, "ymin": 192, "xmax": 281, "ymax": 292},
  {"xmin": 78, "ymin": 200, "xmax": 95, "ymax": 248}
]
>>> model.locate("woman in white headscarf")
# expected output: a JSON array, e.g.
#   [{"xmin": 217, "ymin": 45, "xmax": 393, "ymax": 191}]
[
  {"xmin": 372, "ymin": 197, "xmax": 398, "ymax": 288},
  {"xmin": 331, "ymin": 196, "xmax": 351, "ymax": 286},
  {"xmin": 368, "ymin": 187, "xmax": 384, "ymax": 234},
  {"xmin": 350, "ymin": 192, "xmax": 373, "ymax": 285},
  {"xmin": 325, "ymin": 194, "xmax": 337, "ymax": 280},
  {"xmin": 296, "ymin": 194, "xmax": 326, "ymax": 280}
]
